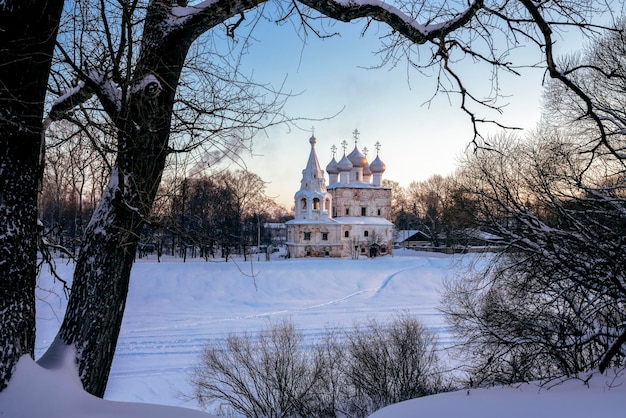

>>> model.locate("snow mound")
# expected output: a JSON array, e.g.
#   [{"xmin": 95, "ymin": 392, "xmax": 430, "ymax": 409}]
[
  {"xmin": 0, "ymin": 353, "xmax": 214, "ymax": 418},
  {"xmin": 370, "ymin": 371, "xmax": 626, "ymax": 418}
]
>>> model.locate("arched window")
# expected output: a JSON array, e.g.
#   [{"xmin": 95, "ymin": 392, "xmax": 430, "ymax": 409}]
[
  {"xmin": 324, "ymin": 199, "xmax": 330, "ymax": 211},
  {"xmin": 344, "ymin": 230, "xmax": 350, "ymax": 238},
  {"xmin": 301, "ymin": 198, "xmax": 307, "ymax": 210},
  {"xmin": 313, "ymin": 198, "xmax": 320, "ymax": 210}
]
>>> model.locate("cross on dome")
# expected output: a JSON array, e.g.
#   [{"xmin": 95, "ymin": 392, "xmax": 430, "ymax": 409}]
[
  {"xmin": 375, "ymin": 141, "xmax": 381, "ymax": 154},
  {"xmin": 363, "ymin": 146, "xmax": 369, "ymax": 157},
  {"xmin": 352, "ymin": 128, "xmax": 360, "ymax": 145},
  {"xmin": 331, "ymin": 144, "xmax": 337, "ymax": 158},
  {"xmin": 341, "ymin": 139, "xmax": 348, "ymax": 153}
]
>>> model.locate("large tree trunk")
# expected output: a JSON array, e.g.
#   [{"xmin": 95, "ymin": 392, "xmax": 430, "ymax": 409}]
[
  {"xmin": 54, "ymin": 157, "xmax": 167, "ymax": 396},
  {"xmin": 47, "ymin": 1, "xmax": 194, "ymax": 396},
  {"xmin": 0, "ymin": 0, "xmax": 64, "ymax": 392},
  {"xmin": 50, "ymin": 86, "xmax": 177, "ymax": 396}
]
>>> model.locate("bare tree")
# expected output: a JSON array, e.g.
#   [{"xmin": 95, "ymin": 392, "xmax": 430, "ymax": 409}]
[
  {"xmin": 40, "ymin": 122, "xmax": 111, "ymax": 254},
  {"xmin": 192, "ymin": 320, "xmax": 324, "ymax": 417},
  {"xmin": 382, "ymin": 179, "xmax": 417, "ymax": 230},
  {"xmin": 0, "ymin": 0, "xmax": 66, "ymax": 392},
  {"xmin": 445, "ymin": 126, "xmax": 626, "ymax": 385},
  {"xmin": 449, "ymin": 20, "xmax": 626, "ymax": 378},
  {"xmin": 343, "ymin": 314, "xmax": 444, "ymax": 416},
  {"xmin": 43, "ymin": 0, "xmax": 290, "ymax": 395},
  {"xmin": 406, "ymin": 175, "xmax": 454, "ymax": 247},
  {"xmin": 190, "ymin": 315, "xmax": 443, "ymax": 417}
]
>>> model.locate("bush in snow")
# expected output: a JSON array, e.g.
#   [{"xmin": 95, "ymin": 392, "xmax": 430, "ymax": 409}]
[
  {"xmin": 190, "ymin": 315, "xmax": 444, "ymax": 417},
  {"xmin": 342, "ymin": 315, "xmax": 444, "ymax": 416}
]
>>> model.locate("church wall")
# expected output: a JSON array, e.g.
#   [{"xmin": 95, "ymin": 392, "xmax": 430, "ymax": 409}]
[
  {"xmin": 286, "ymin": 223, "xmax": 343, "ymax": 258},
  {"xmin": 339, "ymin": 223, "xmax": 394, "ymax": 258},
  {"xmin": 329, "ymin": 187, "xmax": 392, "ymax": 219}
]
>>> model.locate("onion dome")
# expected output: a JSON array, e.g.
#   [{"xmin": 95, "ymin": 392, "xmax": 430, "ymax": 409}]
[
  {"xmin": 363, "ymin": 161, "xmax": 372, "ymax": 177},
  {"xmin": 326, "ymin": 157, "xmax": 339, "ymax": 174},
  {"xmin": 336, "ymin": 154, "xmax": 353, "ymax": 172},
  {"xmin": 370, "ymin": 155, "xmax": 386, "ymax": 173},
  {"xmin": 347, "ymin": 146, "xmax": 367, "ymax": 168}
]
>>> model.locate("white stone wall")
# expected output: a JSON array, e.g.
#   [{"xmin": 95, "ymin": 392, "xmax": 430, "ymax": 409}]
[
  {"xmin": 339, "ymin": 223, "xmax": 393, "ymax": 258},
  {"xmin": 330, "ymin": 187, "xmax": 392, "ymax": 219},
  {"xmin": 286, "ymin": 223, "xmax": 343, "ymax": 257}
]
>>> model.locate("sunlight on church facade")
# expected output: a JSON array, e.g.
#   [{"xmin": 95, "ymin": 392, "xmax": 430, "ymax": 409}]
[{"xmin": 285, "ymin": 130, "xmax": 394, "ymax": 258}]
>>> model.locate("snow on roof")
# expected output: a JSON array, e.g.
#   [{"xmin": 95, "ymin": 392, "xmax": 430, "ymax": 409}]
[
  {"xmin": 286, "ymin": 218, "xmax": 340, "ymax": 225},
  {"xmin": 327, "ymin": 182, "xmax": 390, "ymax": 189},
  {"xmin": 334, "ymin": 216, "xmax": 393, "ymax": 226},
  {"xmin": 286, "ymin": 217, "xmax": 392, "ymax": 226},
  {"xmin": 466, "ymin": 229, "xmax": 503, "ymax": 241},
  {"xmin": 394, "ymin": 230, "xmax": 430, "ymax": 242}
]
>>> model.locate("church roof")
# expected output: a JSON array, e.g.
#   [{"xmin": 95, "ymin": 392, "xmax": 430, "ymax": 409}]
[
  {"xmin": 299, "ymin": 134, "xmax": 326, "ymax": 193},
  {"xmin": 336, "ymin": 153, "xmax": 353, "ymax": 172},
  {"xmin": 325, "ymin": 157, "xmax": 339, "ymax": 174},
  {"xmin": 363, "ymin": 162, "xmax": 372, "ymax": 176},
  {"xmin": 370, "ymin": 154, "xmax": 386, "ymax": 173},
  {"xmin": 347, "ymin": 146, "xmax": 367, "ymax": 168}
]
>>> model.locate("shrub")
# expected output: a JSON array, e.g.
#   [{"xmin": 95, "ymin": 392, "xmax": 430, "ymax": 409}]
[
  {"xmin": 190, "ymin": 314, "xmax": 444, "ymax": 417},
  {"xmin": 343, "ymin": 314, "xmax": 444, "ymax": 416}
]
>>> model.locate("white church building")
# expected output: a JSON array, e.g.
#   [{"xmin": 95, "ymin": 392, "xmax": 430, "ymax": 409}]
[{"xmin": 285, "ymin": 131, "xmax": 394, "ymax": 258}]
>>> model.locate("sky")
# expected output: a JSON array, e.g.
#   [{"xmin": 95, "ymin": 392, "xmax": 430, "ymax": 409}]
[
  {"xmin": 213, "ymin": 7, "xmax": 554, "ymax": 208},
  {"xmin": 3, "ymin": 250, "xmax": 624, "ymax": 417}
]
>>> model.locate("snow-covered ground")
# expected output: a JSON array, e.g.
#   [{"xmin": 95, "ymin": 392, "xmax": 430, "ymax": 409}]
[{"xmin": 2, "ymin": 249, "xmax": 624, "ymax": 417}]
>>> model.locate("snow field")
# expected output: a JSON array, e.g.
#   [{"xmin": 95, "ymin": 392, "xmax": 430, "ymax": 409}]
[{"xmin": 35, "ymin": 250, "xmax": 477, "ymax": 410}]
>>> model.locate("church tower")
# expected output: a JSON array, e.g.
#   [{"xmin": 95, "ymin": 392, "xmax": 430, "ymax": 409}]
[{"xmin": 293, "ymin": 134, "xmax": 332, "ymax": 220}]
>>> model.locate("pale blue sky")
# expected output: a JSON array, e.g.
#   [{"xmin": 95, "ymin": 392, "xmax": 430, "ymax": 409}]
[{"xmin": 216, "ymin": 11, "xmax": 573, "ymax": 208}]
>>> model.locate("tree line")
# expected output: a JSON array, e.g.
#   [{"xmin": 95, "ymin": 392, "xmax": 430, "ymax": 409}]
[{"xmin": 39, "ymin": 142, "xmax": 291, "ymax": 262}]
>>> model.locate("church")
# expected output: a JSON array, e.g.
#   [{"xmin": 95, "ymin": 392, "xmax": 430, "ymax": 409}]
[{"xmin": 285, "ymin": 130, "xmax": 394, "ymax": 258}]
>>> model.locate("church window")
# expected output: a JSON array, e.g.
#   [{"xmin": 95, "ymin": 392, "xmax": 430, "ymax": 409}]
[
  {"xmin": 301, "ymin": 198, "xmax": 307, "ymax": 210},
  {"xmin": 324, "ymin": 199, "xmax": 330, "ymax": 211},
  {"xmin": 364, "ymin": 230, "xmax": 369, "ymax": 237},
  {"xmin": 322, "ymin": 232, "xmax": 328, "ymax": 241},
  {"xmin": 361, "ymin": 207, "xmax": 366, "ymax": 216},
  {"xmin": 304, "ymin": 232, "xmax": 311, "ymax": 240},
  {"xmin": 377, "ymin": 209, "xmax": 381, "ymax": 216},
  {"xmin": 344, "ymin": 230, "xmax": 349, "ymax": 238},
  {"xmin": 345, "ymin": 208, "xmax": 350, "ymax": 215},
  {"xmin": 313, "ymin": 198, "xmax": 320, "ymax": 210}
]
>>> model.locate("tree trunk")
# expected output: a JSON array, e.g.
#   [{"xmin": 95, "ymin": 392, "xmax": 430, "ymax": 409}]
[
  {"xmin": 52, "ymin": 122, "xmax": 173, "ymax": 396},
  {"xmin": 0, "ymin": 0, "xmax": 64, "ymax": 392},
  {"xmin": 48, "ymin": 1, "xmax": 194, "ymax": 396}
]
